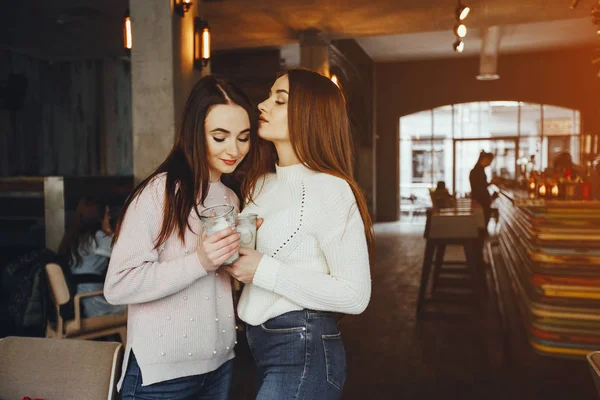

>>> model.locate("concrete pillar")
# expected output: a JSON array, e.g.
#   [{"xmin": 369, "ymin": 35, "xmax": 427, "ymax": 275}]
[
  {"xmin": 130, "ymin": 0, "xmax": 202, "ymax": 184},
  {"xmin": 299, "ymin": 30, "xmax": 330, "ymax": 77}
]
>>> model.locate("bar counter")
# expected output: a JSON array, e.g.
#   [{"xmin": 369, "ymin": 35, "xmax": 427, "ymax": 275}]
[{"xmin": 496, "ymin": 188, "xmax": 600, "ymax": 357}]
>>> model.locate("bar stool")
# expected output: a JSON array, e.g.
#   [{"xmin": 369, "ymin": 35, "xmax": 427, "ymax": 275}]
[{"xmin": 416, "ymin": 208, "xmax": 487, "ymax": 316}]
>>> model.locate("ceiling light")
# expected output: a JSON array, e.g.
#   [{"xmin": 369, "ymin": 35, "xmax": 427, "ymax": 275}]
[
  {"xmin": 456, "ymin": 4, "xmax": 470, "ymax": 20},
  {"xmin": 570, "ymin": 0, "xmax": 579, "ymax": 9},
  {"xmin": 476, "ymin": 73, "xmax": 500, "ymax": 81},
  {"xmin": 454, "ymin": 24, "xmax": 467, "ymax": 38},
  {"xmin": 453, "ymin": 39, "xmax": 465, "ymax": 53}
]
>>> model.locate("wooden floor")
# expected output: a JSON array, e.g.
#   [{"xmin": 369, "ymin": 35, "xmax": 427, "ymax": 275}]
[{"xmin": 232, "ymin": 219, "xmax": 598, "ymax": 400}]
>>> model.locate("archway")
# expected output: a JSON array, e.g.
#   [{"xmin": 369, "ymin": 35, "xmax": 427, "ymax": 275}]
[{"xmin": 399, "ymin": 101, "xmax": 583, "ymax": 217}]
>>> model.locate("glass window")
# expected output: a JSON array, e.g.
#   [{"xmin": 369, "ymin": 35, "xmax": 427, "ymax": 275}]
[
  {"xmin": 518, "ymin": 136, "xmax": 542, "ymax": 174},
  {"xmin": 399, "ymin": 102, "xmax": 581, "ymax": 214},
  {"xmin": 519, "ymin": 102, "xmax": 541, "ymax": 137},
  {"xmin": 433, "ymin": 105, "xmax": 453, "ymax": 139},
  {"xmin": 411, "ymin": 149, "xmax": 441, "ymax": 184},
  {"xmin": 543, "ymin": 105, "xmax": 580, "ymax": 135},
  {"xmin": 453, "ymin": 102, "xmax": 486, "ymax": 139},
  {"xmin": 400, "ymin": 110, "xmax": 431, "ymax": 140},
  {"xmin": 488, "ymin": 101, "xmax": 519, "ymax": 138}
]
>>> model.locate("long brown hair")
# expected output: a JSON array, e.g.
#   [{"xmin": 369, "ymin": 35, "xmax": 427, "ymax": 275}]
[
  {"xmin": 242, "ymin": 68, "xmax": 374, "ymax": 256},
  {"xmin": 58, "ymin": 195, "xmax": 107, "ymax": 267},
  {"xmin": 114, "ymin": 76, "xmax": 258, "ymax": 248}
]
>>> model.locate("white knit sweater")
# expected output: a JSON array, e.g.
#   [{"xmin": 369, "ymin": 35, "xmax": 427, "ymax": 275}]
[
  {"xmin": 104, "ymin": 173, "xmax": 239, "ymax": 388},
  {"xmin": 237, "ymin": 164, "xmax": 372, "ymax": 326}
]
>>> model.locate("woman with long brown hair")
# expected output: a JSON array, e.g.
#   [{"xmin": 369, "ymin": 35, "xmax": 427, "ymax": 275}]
[
  {"xmin": 225, "ymin": 69, "xmax": 373, "ymax": 400},
  {"xmin": 103, "ymin": 75, "xmax": 259, "ymax": 400},
  {"xmin": 57, "ymin": 195, "xmax": 125, "ymax": 317}
]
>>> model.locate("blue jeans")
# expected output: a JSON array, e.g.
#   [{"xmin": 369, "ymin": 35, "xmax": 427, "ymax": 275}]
[
  {"xmin": 246, "ymin": 310, "xmax": 347, "ymax": 400},
  {"xmin": 121, "ymin": 352, "xmax": 232, "ymax": 400}
]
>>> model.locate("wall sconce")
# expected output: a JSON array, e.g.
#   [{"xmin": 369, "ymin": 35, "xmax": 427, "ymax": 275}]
[
  {"xmin": 123, "ymin": 9, "xmax": 132, "ymax": 55},
  {"xmin": 174, "ymin": 0, "xmax": 193, "ymax": 16},
  {"xmin": 329, "ymin": 65, "xmax": 344, "ymax": 89},
  {"xmin": 330, "ymin": 74, "xmax": 340, "ymax": 88},
  {"xmin": 194, "ymin": 18, "xmax": 210, "ymax": 69}
]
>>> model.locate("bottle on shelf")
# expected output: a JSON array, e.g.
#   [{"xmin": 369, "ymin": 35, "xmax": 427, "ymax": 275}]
[
  {"xmin": 563, "ymin": 167, "xmax": 579, "ymax": 200},
  {"xmin": 538, "ymin": 173, "xmax": 547, "ymax": 199},
  {"xmin": 527, "ymin": 171, "xmax": 537, "ymax": 199},
  {"xmin": 550, "ymin": 173, "xmax": 560, "ymax": 199},
  {"xmin": 581, "ymin": 161, "xmax": 593, "ymax": 201}
]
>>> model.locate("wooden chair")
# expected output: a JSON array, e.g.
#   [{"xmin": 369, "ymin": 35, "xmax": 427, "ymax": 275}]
[
  {"xmin": 45, "ymin": 263, "xmax": 127, "ymax": 342},
  {"xmin": 0, "ymin": 336, "xmax": 123, "ymax": 400}
]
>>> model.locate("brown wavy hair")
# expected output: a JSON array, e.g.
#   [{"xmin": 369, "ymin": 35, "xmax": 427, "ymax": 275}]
[
  {"xmin": 242, "ymin": 68, "xmax": 374, "ymax": 256},
  {"xmin": 58, "ymin": 195, "xmax": 107, "ymax": 267},
  {"xmin": 114, "ymin": 75, "xmax": 258, "ymax": 248}
]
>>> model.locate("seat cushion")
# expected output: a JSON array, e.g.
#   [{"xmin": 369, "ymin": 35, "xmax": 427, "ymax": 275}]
[{"xmin": 0, "ymin": 336, "xmax": 122, "ymax": 400}]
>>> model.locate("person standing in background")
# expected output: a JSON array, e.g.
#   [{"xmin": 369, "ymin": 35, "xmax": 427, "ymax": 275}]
[{"xmin": 469, "ymin": 151, "xmax": 497, "ymax": 228}]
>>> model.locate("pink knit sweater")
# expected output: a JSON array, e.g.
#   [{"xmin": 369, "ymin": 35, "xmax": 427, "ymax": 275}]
[{"xmin": 104, "ymin": 173, "xmax": 239, "ymax": 388}]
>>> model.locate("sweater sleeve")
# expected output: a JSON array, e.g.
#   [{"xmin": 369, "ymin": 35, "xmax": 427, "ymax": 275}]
[
  {"xmin": 251, "ymin": 186, "xmax": 371, "ymax": 314},
  {"xmin": 104, "ymin": 178, "xmax": 208, "ymax": 305}
]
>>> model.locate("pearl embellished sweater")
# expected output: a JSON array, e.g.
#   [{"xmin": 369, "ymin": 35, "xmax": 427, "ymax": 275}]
[
  {"xmin": 237, "ymin": 164, "xmax": 372, "ymax": 326},
  {"xmin": 104, "ymin": 173, "xmax": 239, "ymax": 388}
]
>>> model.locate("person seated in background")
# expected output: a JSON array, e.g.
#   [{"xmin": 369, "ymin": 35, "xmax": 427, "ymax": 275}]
[
  {"xmin": 552, "ymin": 151, "xmax": 581, "ymax": 178},
  {"xmin": 57, "ymin": 195, "xmax": 126, "ymax": 317},
  {"xmin": 431, "ymin": 181, "xmax": 455, "ymax": 208}
]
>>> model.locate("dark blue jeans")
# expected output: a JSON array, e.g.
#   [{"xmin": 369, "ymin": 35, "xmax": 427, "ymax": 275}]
[
  {"xmin": 246, "ymin": 310, "xmax": 347, "ymax": 400},
  {"xmin": 121, "ymin": 352, "xmax": 232, "ymax": 400}
]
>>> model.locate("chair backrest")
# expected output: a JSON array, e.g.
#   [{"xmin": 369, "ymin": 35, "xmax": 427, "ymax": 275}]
[
  {"xmin": 587, "ymin": 351, "xmax": 600, "ymax": 397},
  {"xmin": 426, "ymin": 211, "xmax": 482, "ymax": 239},
  {"xmin": 0, "ymin": 336, "xmax": 123, "ymax": 400},
  {"xmin": 46, "ymin": 262, "xmax": 71, "ymax": 306}
]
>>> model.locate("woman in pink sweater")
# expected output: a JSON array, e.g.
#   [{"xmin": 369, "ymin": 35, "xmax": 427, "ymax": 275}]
[{"xmin": 104, "ymin": 76, "xmax": 259, "ymax": 400}]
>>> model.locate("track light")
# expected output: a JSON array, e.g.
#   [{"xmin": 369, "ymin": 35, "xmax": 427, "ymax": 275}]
[
  {"xmin": 454, "ymin": 24, "xmax": 467, "ymax": 38},
  {"xmin": 452, "ymin": 1, "xmax": 468, "ymax": 54},
  {"xmin": 453, "ymin": 39, "xmax": 465, "ymax": 53},
  {"xmin": 456, "ymin": 3, "xmax": 470, "ymax": 20}
]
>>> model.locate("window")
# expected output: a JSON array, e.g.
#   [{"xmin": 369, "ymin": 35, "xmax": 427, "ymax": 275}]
[{"xmin": 399, "ymin": 102, "xmax": 582, "ymax": 212}]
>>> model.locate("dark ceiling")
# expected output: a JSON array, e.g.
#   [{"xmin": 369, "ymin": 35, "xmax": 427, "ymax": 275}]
[
  {"xmin": 0, "ymin": 0, "xmax": 590, "ymax": 60},
  {"xmin": 1, "ymin": 0, "xmax": 128, "ymax": 60}
]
